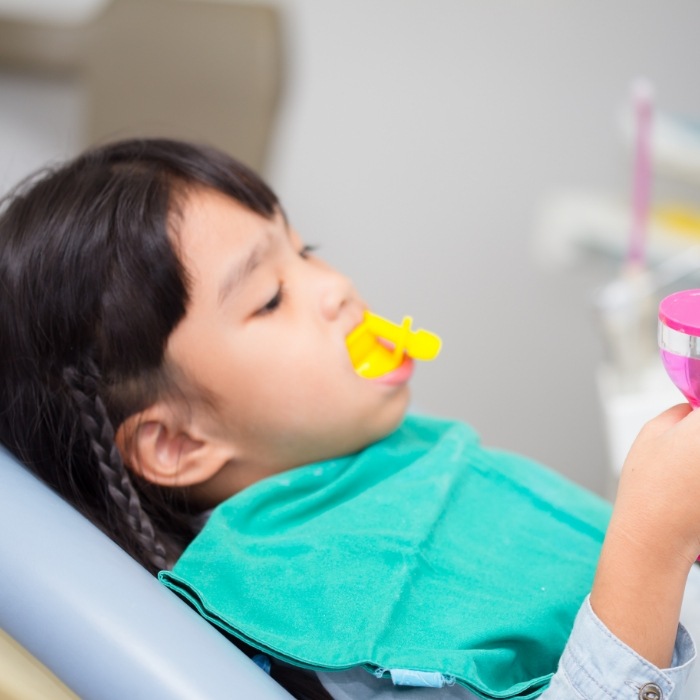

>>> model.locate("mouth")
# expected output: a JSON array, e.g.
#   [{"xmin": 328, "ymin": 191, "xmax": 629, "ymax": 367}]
[
  {"xmin": 346, "ymin": 310, "xmax": 440, "ymax": 383},
  {"xmin": 346, "ymin": 332, "xmax": 414, "ymax": 384},
  {"xmin": 369, "ymin": 354, "xmax": 414, "ymax": 385},
  {"xmin": 346, "ymin": 320, "xmax": 405, "ymax": 380}
]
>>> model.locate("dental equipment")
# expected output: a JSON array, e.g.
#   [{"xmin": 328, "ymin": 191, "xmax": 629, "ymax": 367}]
[
  {"xmin": 346, "ymin": 312, "xmax": 442, "ymax": 379},
  {"xmin": 658, "ymin": 289, "xmax": 700, "ymax": 408}
]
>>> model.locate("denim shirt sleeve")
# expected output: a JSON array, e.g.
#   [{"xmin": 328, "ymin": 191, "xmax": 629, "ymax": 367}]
[{"xmin": 542, "ymin": 595, "xmax": 696, "ymax": 700}]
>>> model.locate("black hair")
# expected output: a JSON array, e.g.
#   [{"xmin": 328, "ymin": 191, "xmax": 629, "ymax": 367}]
[{"xmin": 0, "ymin": 138, "xmax": 332, "ymax": 700}]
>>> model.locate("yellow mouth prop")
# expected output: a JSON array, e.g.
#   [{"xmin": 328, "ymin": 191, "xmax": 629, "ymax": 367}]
[{"xmin": 346, "ymin": 311, "xmax": 442, "ymax": 379}]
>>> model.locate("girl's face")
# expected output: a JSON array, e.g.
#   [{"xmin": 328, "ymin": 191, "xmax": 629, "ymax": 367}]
[{"xmin": 166, "ymin": 187, "xmax": 411, "ymax": 497}]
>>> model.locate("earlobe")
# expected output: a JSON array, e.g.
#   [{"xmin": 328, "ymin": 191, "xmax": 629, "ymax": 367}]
[{"xmin": 115, "ymin": 403, "xmax": 235, "ymax": 488}]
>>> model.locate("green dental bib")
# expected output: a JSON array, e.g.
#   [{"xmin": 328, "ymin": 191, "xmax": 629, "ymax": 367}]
[{"xmin": 159, "ymin": 416, "xmax": 610, "ymax": 699}]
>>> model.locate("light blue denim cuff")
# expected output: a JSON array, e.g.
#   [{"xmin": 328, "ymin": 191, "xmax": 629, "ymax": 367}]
[{"xmin": 543, "ymin": 595, "xmax": 696, "ymax": 699}]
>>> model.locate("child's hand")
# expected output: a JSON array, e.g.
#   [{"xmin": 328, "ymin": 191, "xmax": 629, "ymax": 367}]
[
  {"xmin": 614, "ymin": 402, "xmax": 700, "ymax": 567},
  {"xmin": 590, "ymin": 402, "xmax": 700, "ymax": 668}
]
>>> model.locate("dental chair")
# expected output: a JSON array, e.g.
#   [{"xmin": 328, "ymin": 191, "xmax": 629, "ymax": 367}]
[
  {"xmin": 0, "ymin": 446, "xmax": 292, "ymax": 699},
  {"xmin": 0, "ymin": 0, "xmax": 294, "ymax": 692}
]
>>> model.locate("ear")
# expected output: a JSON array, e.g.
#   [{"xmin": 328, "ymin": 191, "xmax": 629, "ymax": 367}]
[{"xmin": 115, "ymin": 401, "xmax": 237, "ymax": 488}]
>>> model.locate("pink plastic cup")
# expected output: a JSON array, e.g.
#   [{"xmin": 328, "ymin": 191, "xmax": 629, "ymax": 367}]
[{"xmin": 658, "ymin": 289, "xmax": 700, "ymax": 408}]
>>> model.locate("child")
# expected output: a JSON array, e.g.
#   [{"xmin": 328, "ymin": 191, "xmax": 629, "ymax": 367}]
[{"xmin": 1, "ymin": 138, "xmax": 699, "ymax": 699}]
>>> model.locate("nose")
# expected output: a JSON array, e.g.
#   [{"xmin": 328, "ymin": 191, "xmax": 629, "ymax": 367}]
[{"xmin": 317, "ymin": 261, "xmax": 358, "ymax": 322}]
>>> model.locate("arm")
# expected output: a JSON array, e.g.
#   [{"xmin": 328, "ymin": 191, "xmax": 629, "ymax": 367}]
[
  {"xmin": 541, "ymin": 595, "xmax": 695, "ymax": 699},
  {"xmin": 544, "ymin": 403, "xmax": 700, "ymax": 699},
  {"xmin": 591, "ymin": 403, "xmax": 699, "ymax": 667}
]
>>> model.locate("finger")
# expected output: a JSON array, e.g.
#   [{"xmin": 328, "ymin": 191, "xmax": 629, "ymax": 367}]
[{"xmin": 640, "ymin": 403, "xmax": 693, "ymax": 439}]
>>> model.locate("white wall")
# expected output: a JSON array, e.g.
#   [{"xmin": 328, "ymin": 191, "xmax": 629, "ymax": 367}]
[
  {"xmin": 0, "ymin": 73, "xmax": 84, "ymax": 196},
  {"xmin": 0, "ymin": 1, "xmax": 91, "ymax": 193},
  {"xmin": 261, "ymin": 0, "xmax": 700, "ymax": 493},
  {"xmin": 4, "ymin": 1, "xmax": 700, "ymax": 493}
]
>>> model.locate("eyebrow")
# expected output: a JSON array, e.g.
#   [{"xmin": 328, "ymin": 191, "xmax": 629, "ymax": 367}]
[
  {"xmin": 217, "ymin": 239, "xmax": 268, "ymax": 306},
  {"xmin": 216, "ymin": 221, "xmax": 291, "ymax": 306}
]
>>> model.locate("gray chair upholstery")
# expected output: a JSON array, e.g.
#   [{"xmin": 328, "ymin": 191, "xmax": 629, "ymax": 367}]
[
  {"xmin": 0, "ymin": 446, "xmax": 292, "ymax": 699},
  {"xmin": 0, "ymin": 4, "xmax": 290, "ymax": 693}
]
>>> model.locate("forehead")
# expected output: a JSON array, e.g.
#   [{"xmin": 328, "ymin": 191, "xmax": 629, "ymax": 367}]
[
  {"xmin": 174, "ymin": 187, "xmax": 282, "ymax": 269},
  {"xmin": 176, "ymin": 187, "xmax": 275, "ymax": 246}
]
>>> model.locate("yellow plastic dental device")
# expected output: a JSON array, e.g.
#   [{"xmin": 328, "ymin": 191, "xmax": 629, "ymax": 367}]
[{"xmin": 346, "ymin": 311, "xmax": 442, "ymax": 379}]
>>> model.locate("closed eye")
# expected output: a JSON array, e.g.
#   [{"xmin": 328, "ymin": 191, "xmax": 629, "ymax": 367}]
[
  {"xmin": 256, "ymin": 285, "xmax": 286, "ymax": 316},
  {"xmin": 255, "ymin": 245, "xmax": 317, "ymax": 316},
  {"xmin": 300, "ymin": 244, "xmax": 318, "ymax": 259}
]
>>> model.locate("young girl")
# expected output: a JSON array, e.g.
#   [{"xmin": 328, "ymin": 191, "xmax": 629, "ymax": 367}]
[{"xmin": 1, "ymin": 138, "xmax": 699, "ymax": 700}]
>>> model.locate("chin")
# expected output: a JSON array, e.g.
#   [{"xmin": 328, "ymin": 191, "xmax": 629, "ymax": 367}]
[{"xmin": 367, "ymin": 389, "xmax": 411, "ymax": 444}]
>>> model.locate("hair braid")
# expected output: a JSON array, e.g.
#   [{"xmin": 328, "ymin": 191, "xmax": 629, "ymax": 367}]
[
  {"xmin": 62, "ymin": 360, "xmax": 168, "ymax": 572},
  {"xmin": 0, "ymin": 138, "xmax": 335, "ymax": 700}
]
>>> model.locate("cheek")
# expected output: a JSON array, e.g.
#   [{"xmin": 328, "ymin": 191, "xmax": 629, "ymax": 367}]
[
  {"xmin": 248, "ymin": 357, "xmax": 359, "ymax": 436},
  {"xmin": 259, "ymin": 359, "xmax": 342, "ymax": 412},
  {"xmin": 198, "ymin": 322, "xmax": 357, "ymax": 424}
]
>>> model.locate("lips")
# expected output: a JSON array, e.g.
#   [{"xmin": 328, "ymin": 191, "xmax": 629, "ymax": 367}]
[{"xmin": 369, "ymin": 354, "xmax": 414, "ymax": 385}]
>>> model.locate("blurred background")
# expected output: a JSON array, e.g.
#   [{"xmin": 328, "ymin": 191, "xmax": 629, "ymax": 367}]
[{"xmin": 3, "ymin": 0, "xmax": 700, "ymax": 496}]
